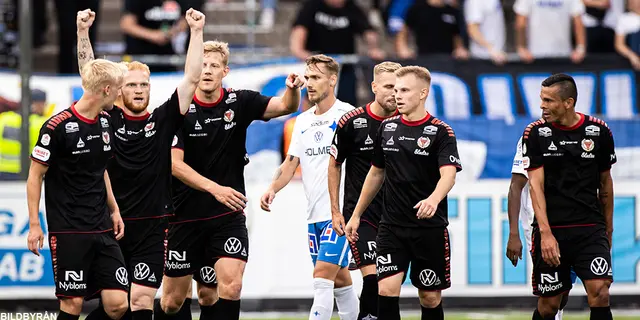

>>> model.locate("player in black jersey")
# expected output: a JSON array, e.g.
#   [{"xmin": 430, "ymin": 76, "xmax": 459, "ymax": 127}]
[
  {"xmin": 345, "ymin": 66, "xmax": 461, "ymax": 320},
  {"xmin": 26, "ymin": 59, "xmax": 128, "ymax": 320},
  {"xmin": 328, "ymin": 61, "xmax": 401, "ymax": 320},
  {"xmin": 160, "ymin": 40, "xmax": 305, "ymax": 320},
  {"xmin": 522, "ymin": 74, "xmax": 616, "ymax": 320},
  {"xmin": 75, "ymin": 8, "xmax": 207, "ymax": 320}
]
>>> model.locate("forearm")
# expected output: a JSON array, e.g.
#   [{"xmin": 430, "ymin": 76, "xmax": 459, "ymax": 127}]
[
  {"xmin": 328, "ymin": 162, "xmax": 342, "ymax": 215},
  {"xmin": 364, "ymin": 31, "xmax": 379, "ymax": 50},
  {"xmin": 122, "ymin": 22, "xmax": 164, "ymax": 43},
  {"xmin": 184, "ymin": 29, "xmax": 204, "ymax": 83},
  {"xmin": 599, "ymin": 178, "xmax": 614, "ymax": 230},
  {"xmin": 172, "ymin": 160, "xmax": 218, "ymax": 193},
  {"xmin": 429, "ymin": 173, "xmax": 455, "ymax": 203},
  {"xmin": 26, "ymin": 175, "xmax": 43, "ymax": 227},
  {"xmin": 515, "ymin": 19, "xmax": 528, "ymax": 49},
  {"xmin": 280, "ymin": 86, "xmax": 301, "ymax": 113},
  {"xmin": 467, "ymin": 24, "xmax": 492, "ymax": 50},
  {"xmin": 352, "ymin": 170, "xmax": 384, "ymax": 220},
  {"xmin": 615, "ymin": 37, "xmax": 637, "ymax": 59},
  {"xmin": 573, "ymin": 19, "xmax": 586, "ymax": 49},
  {"xmin": 530, "ymin": 181, "xmax": 550, "ymax": 232},
  {"xmin": 453, "ymin": 35, "xmax": 465, "ymax": 50},
  {"xmin": 269, "ymin": 159, "xmax": 298, "ymax": 193},
  {"xmin": 77, "ymin": 30, "xmax": 95, "ymax": 71},
  {"xmin": 394, "ymin": 29, "xmax": 410, "ymax": 52},
  {"xmin": 104, "ymin": 171, "xmax": 119, "ymax": 213},
  {"xmin": 508, "ymin": 185, "xmax": 523, "ymax": 235}
]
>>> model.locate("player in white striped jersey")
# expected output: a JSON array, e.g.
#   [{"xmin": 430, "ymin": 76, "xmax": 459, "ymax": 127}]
[{"xmin": 507, "ymin": 136, "xmax": 575, "ymax": 320}]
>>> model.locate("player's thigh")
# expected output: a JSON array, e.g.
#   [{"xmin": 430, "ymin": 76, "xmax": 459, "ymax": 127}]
[
  {"xmin": 165, "ymin": 221, "xmax": 206, "ymax": 278},
  {"xmin": 530, "ymin": 228, "xmax": 573, "ymax": 298},
  {"xmin": 376, "ymin": 224, "xmax": 410, "ymax": 284},
  {"xmin": 572, "ymin": 227, "xmax": 613, "ymax": 283},
  {"xmin": 50, "ymin": 233, "xmax": 95, "ymax": 299},
  {"xmin": 128, "ymin": 219, "xmax": 166, "ymax": 290},
  {"xmin": 207, "ymin": 215, "xmax": 249, "ymax": 266},
  {"xmin": 129, "ymin": 284, "xmax": 157, "ymax": 310},
  {"xmin": 408, "ymin": 227, "xmax": 451, "ymax": 291},
  {"xmin": 349, "ymin": 222, "xmax": 378, "ymax": 272},
  {"xmin": 316, "ymin": 221, "xmax": 351, "ymax": 269},
  {"xmin": 193, "ymin": 263, "xmax": 219, "ymax": 289},
  {"xmin": 88, "ymin": 233, "xmax": 130, "ymax": 300}
]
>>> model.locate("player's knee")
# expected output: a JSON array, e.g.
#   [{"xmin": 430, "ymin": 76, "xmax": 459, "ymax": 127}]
[
  {"xmin": 378, "ymin": 283, "xmax": 400, "ymax": 297},
  {"xmin": 161, "ymin": 294, "xmax": 184, "ymax": 314},
  {"xmin": 104, "ymin": 296, "xmax": 128, "ymax": 319},
  {"xmin": 59, "ymin": 297, "xmax": 84, "ymax": 315},
  {"xmin": 218, "ymin": 279, "xmax": 242, "ymax": 300},
  {"xmin": 197, "ymin": 286, "xmax": 219, "ymax": 306},
  {"xmin": 587, "ymin": 282, "xmax": 611, "ymax": 307},
  {"xmin": 418, "ymin": 290, "xmax": 441, "ymax": 308},
  {"xmin": 538, "ymin": 297, "xmax": 561, "ymax": 317},
  {"xmin": 130, "ymin": 291, "xmax": 155, "ymax": 311}
]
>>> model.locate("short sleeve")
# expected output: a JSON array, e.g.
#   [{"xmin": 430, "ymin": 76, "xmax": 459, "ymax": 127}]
[
  {"xmin": 615, "ymin": 14, "xmax": 638, "ymax": 35},
  {"xmin": 522, "ymin": 125, "xmax": 543, "ymax": 170},
  {"xmin": 329, "ymin": 118, "xmax": 352, "ymax": 164},
  {"xmin": 123, "ymin": 0, "xmax": 141, "ymax": 15},
  {"xmin": 349, "ymin": 3, "xmax": 373, "ymax": 34},
  {"xmin": 570, "ymin": 0, "xmax": 586, "ymax": 17},
  {"xmin": 513, "ymin": 0, "xmax": 532, "ymax": 16},
  {"xmin": 287, "ymin": 119, "xmax": 302, "ymax": 158},
  {"xmin": 171, "ymin": 128, "xmax": 185, "ymax": 150},
  {"xmin": 292, "ymin": 1, "xmax": 316, "ymax": 28},
  {"xmin": 30, "ymin": 122, "xmax": 59, "ymax": 166},
  {"xmin": 239, "ymin": 90, "xmax": 272, "ymax": 125},
  {"xmin": 371, "ymin": 124, "xmax": 385, "ymax": 168},
  {"xmin": 464, "ymin": 0, "xmax": 484, "ymax": 24},
  {"xmin": 154, "ymin": 89, "xmax": 184, "ymax": 135},
  {"xmin": 598, "ymin": 126, "xmax": 616, "ymax": 171},
  {"xmin": 511, "ymin": 137, "xmax": 527, "ymax": 176},
  {"xmin": 436, "ymin": 126, "xmax": 462, "ymax": 171}
]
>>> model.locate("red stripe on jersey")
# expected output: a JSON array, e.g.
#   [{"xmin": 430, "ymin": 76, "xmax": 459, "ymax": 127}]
[{"xmin": 337, "ymin": 106, "xmax": 365, "ymax": 128}]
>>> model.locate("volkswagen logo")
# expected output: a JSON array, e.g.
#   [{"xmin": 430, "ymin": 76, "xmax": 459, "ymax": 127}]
[
  {"xmin": 224, "ymin": 237, "xmax": 242, "ymax": 254},
  {"xmin": 314, "ymin": 131, "xmax": 324, "ymax": 143},
  {"xmin": 115, "ymin": 267, "xmax": 129, "ymax": 286},
  {"xmin": 200, "ymin": 266, "xmax": 217, "ymax": 284},
  {"xmin": 590, "ymin": 257, "xmax": 609, "ymax": 276},
  {"xmin": 419, "ymin": 269, "xmax": 437, "ymax": 286},
  {"xmin": 133, "ymin": 263, "xmax": 150, "ymax": 280}
]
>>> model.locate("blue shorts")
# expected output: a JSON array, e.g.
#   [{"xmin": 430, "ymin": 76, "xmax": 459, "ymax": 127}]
[{"xmin": 308, "ymin": 220, "xmax": 350, "ymax": 268}]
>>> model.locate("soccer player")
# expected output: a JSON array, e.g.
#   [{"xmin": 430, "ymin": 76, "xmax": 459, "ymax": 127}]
[
  {"xmin": 345, "ymin": 66, "xmax": 461, "ymax": 320},
  {"xmin": 328, "ymin": 61, "xmax": 401, "ymax": 320},
  {"xmin": 161, "ymin": 41, "xmax": 305, "ymax": 320},
  {"xmin": 75, "ymin": 8, "xmax": 207, "ymax": 320},
  {"xmin": 26, "ymin": 59, "xmax": 128, "ymax": 320},
  {"xmin": 522, "ymin": 74, "xmax": 615, "ymax": 320},
  {"xmin": 506, "ymin": 137, "xmax": 575, "ymax": 320},
  {"xmin": 260, "ymin": 54, "xmax": 359, "ymax": 320}
]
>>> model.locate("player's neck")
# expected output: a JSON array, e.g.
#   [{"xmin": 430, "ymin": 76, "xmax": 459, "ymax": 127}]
[
  {"xmin": 401, "ymin": 107, "xmax": 428, "ymax": 122},
  {"xmin": 369, "ymin": 101, "xmax": 395, "ymax": 118},
  {"xmin": 315, "ymin": 95, "xmax": 337, "ymax": 115},
  {"xmin": 74, "ymin": 96, "xmax": 102, "ymax": 121},
  {"xmin": 557, "ymin": 111, "xmax": 581, "ymax": 128},
  {"xmin": 195, "ymin": 87, "xmax": 222, "ymax": 103}
]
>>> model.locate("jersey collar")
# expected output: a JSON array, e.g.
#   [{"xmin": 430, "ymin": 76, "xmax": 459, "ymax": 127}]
[{"xmin": 551, "ymin": 113, "xmax": 585, "ymax": 131}]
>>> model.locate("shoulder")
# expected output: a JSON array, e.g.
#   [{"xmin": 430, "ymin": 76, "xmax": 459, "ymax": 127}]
[
  {"xmin": 44, "ymin": 109, "xmax": 75, "ymax": 132},
  {"xmin": 428, "ymin": 117, "xmax": 456, "ymax": 137},
  {"xmin": 382, "ymin": 115, "xmax": 401, "ymax": 124},
  {"xmin": 585, "ymin": 114, "xmax": 612, "ymax": 135},
  {"xmin": 335, "ymin": 100, "xmax": 355, "ymax": 113},
  {"xmin": 337, "ymin": 106, "xmax": 366, "ymax": 129}
]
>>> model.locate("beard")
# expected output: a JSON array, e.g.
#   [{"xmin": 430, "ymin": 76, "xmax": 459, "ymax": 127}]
[
  {"xmin": 309, "ymin": 91, "xmax": 330, "ymax": 105},
  {"xmin": 122, "ymin": 96, "xmax": 149, "ymax": 114}
]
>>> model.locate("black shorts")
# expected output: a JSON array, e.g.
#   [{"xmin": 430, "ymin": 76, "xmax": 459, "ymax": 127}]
[
  {"xmin": 531, "ymin": 225, "xmax": 612, "ymax": 297},
  {"xmin": 348, "ymin": 222, "xmax": 378, "ymax": 271},
  {"xmin": 119, "ymin": 218, "xmax": 168, "ymax": 289},
  {"xmin": 49, "ymin": 232, "xmax": 129, "ymax": 299},
  {"xmin": 165, "ymin": 213, "xmax": 248, "ymax": 286},
  {"xmin": 376, "ymin": 224, "xmax": 451, "ymax": 291}
]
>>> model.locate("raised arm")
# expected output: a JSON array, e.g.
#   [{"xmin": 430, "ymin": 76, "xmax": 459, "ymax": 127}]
[
  {"xmin": 177, "ymin": 9, "xmax": 205, "ymax": 115},
  {"xmin": 76, "ymin": 9, "xmax": 96, "ymax": 72},
  {"xmin": 261, "ymin": 74, "xmax": 305, "ymax": 120}
]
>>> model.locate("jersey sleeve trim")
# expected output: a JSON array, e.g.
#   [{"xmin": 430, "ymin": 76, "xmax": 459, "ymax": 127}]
[
  {"xmin": 338, "ymin": 107, "xmax": 365, "ymax": 128},
  {"xmin": 29, "ymin": 156, "xmax": 50, "ymax": 166},
  {"xmin": 371, "ymin": 162, "xmax": 384, "ymax": 168},
  {"xmin": 525, "ymin": 165, "xmax": 543, "ymax": 171},
  {"xmin": 439, "ymin": 163, "xmax": 462, "ymax": 171},
  {"xmin": 171, "ymin": 146, "xmax": 184, "ymax": 151}
]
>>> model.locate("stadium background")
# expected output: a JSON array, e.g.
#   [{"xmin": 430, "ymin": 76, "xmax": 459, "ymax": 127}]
[{"xmin": 0, "ymin": 0, "xmax": 639, "ymax": 318}]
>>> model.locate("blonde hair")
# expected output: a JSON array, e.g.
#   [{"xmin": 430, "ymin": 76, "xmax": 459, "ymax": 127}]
[
  {"xmin": 395, "ymin": 66, "xmax": 432, "ymax": 85},
  {"xmin": 121, "ymin": 61, "xmax": 150, "ymax": 75},
  {"xmin": 81, "ymin": 59, "xmax": 127, "ymax": 94},
  {"xmin": 305, "ymin": 54, "xmax": 340, "ymax": 75},
  {"xmin": 204, "ymin": 40, "xmax": 230, "ymax": 66},
  {"xmin": 373, "ymin": 61, "xmax": 402, "ymax": 76}
]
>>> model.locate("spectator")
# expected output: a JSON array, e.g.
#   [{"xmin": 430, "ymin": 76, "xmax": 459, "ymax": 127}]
[
  {"xmin": 290, "ymin": 0, "xmax": 385, "ymax": 107},
  {"xmin": 514, "ymin": 0, "xmax": 586, "ymax": 63},
  {"xmin": 395, "ymin": 0, "xmax": 469, "ymax": 60},
  {"xmin": 120, "ymin": 0, "xmax": 186, "ymax": 72},
  {"xmin": 465, "ymin": 0, "xmax": 507, "ymax": 65},
  {"xmin": 52, "ymin": 0, "xmax": 101, "ymax": 74},
  {"xmin": 614, "ymin": 0, "xmax": 640, "ymax": 70},
  {"xmin": 582, "ymin": 0, "xmax": 623, "ymax": 53}
]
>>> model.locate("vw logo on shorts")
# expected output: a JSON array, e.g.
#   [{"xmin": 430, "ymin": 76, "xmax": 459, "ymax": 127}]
[
  {"xmin": 133, "ymin": 263, "xmax": 150, "ymax": 281},
  {"xmin": 115, "ymin": 267, "xmax": 129, "ymax": 286},
  {"xmin": 419, "ymin": 269, "xmax": 437, "ymax": 287},
  {"xmin": 590, "ymin": 257, "xmax": 609, "ymax": 276},
  {"xmin": 200, "ymin": 266, "xmax": 217, "ymax": 284},
  {"xmin": 224, "ymin": 237, "xmax": 242, "ymax": 254}
]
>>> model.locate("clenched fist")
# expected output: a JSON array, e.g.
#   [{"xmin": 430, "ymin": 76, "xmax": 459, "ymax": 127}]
[
  {"xmin": 185, "ymin": 8, "xmax": 205, "ymax": 31},
  {"xmin": 285, "ymin": 73, "xmax": 305, "ymax": 89},
  {"xmin": 77, "ymin": 9, "xmax": 96, "ymax": 31}
]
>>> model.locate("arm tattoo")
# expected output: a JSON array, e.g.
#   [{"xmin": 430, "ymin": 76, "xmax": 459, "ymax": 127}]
[
  {"xmin": 77, "ymin": 35, "xmax": 94, "ymax": 70},
  {"xmin": 289, "ymin": 155, "xmax": 294, "ymax": 161}
]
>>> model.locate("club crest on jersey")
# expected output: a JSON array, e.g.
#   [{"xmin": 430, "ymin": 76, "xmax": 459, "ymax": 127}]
[
  {"xmin": 581, "ymin": 139, "xmax": 594, "ymax": 152},
  {"xmin": 41, "ymin": 134, "xmax": 50, "ymax": 146},
  {"xmin": 353, "ymin": 118, "xmax": 367, "ymax": 129},
  {"xmin": 417, "ymin": 136, "xmax": 430, "ymax": 149},
  {"xmin": 585, "ymin": 125, "xmax": 600, "ymax": 136},
  {"xmin": 144, "ymin": 122, "xmax": 155, "ymax": 132},
  {"xmin": 102, "ymin": 132, "xmax": 110, "ymax": 144},
  {"xmin": 423, "ymin": 125, "xmax": 438, "ymax": 135},
  {"xmin": 538, "ymin": 127, "xmax": 552, "ymax": 137},
  {"xmin": 224, "ymin": 109, "xmax": 235, "ymax": 122},
  {"xmin": 100, "ymin": 118, "xmax": 109, "ymax": 128},
  {"xmin": 225, "ymin": 93, "xmax": 237, "ymax": 104}
]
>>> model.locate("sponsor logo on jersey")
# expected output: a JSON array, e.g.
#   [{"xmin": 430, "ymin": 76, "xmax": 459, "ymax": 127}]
[
  {"xmin": 585, "ymin": 125, "xmax": 600, "ymax": 136},
  {"xmin": 172, "ymin": 135, "xmax": 178, "ymax": 147},
  {"xmin": 548, "ymin": 142, "xmax": 557, "ymax": 151},
  {"xmin": 314, "ymin": 131, "xmax": 324, "ymax": 143},
  {"xmin": 449, "ymin": 155, "xmax": 461, "ymax": 165},
  {"xmin": 41, "ymin": 134, "xmax": 50, "ymax": 146},
  {"xmin": 144, "ymin": 122, "xmax": 155, "ymax": 132},
  {"xmin": 364, "ymin": 135, "xmax": 373, "ymax": 145},
  {"xmin": 65, "ymin": 122, "xmax": 79, "ymax": 133},
  {"xmin": 386, "ymin": 137, "xmax": 394, "ymax": 145},
  {"xmin": 59, "ymin": 270, "xmax": 87, "ymax": 291},
  {"xmin": 559, "ymin": 140, "xmax": 577, "ymax": 145},
  {"xmin": 398, "ymin": 136, "xmax": 415, "ymax": 141},
  {"xmin": 538, "ymin": 272, "xmax": 562, "ymax": 294},
  {"xmin": 423, "ymin": 125, "xmax": 438, "ymax": 135},
  {"xmin": 582, "ymin": 152, "xmax": 595, "ymax": 159},
  {"xmin": 538, "ymin": 127, "xmax": 552, "ymax": 137},
  {"xmin": 100, "ymin": 118, "xmax": 109, "ymax": 128},
  {"xmin": 414, "ymin": 149, "xmax": 429, "ymax": 156},
  {"xmin": 32, "ymin": 146, "xmax": 50, "ymax": 161},
  {"xmin": 77, "ymin": 138, "xmax": 85, "ymax": 148},
  {"xmin": 353, "ymin": 118, "xmax": 367, "ymax": 129},
  {"xmin": 384, "ymin": 123, "xmax": 397, "ymax": 132},
  {"xmin": 188, "ymin": 104, "xmax": 196, "ymax": 113},
  {"xmin": 195, "ymin": 121, "xmax": 202, "ymax": 130},
  {"xmin": 225, "ymin": 93, "xmax": 237, "ymax": 104}
]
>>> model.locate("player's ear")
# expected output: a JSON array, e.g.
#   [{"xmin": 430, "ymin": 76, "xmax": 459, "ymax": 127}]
[
  {"xmin": 330, "ymin": 74, "xmax": 337, "ymax": 87},
  {"xmin": 222, "ymin": 65, "xmax": 230, "ymax": 78},
  {"xmin": 371, "ymin": 81, "xmax": 377, "ymax": 95},
  {"xmin": 565, "ymin": 97, "xmax": 574, "ymax": 110},
  {"xmin": 420, "ymin": 87, "xmax": 429, "ymax": 100}
]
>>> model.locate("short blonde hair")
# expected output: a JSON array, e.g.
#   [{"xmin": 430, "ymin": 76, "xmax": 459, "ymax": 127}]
[
  {"xmin": 305, "ymin": 54, "xmax": 340, "ymax": 75},
  {"xmin": 122, "ymin": 61, "xmax": 150, "ymax": 75},
  {"xmin": 373, "ymin": 61, "xmax": 402, "ymax": 76},
  {"xmin": 81, "ymin": 59, "xmax": 127, "ymax": 94},
  {"xmin": 395, "ymin": 66, "xmax": 431, "ymax": 85},
  {"xmin": 204, "ymin": 40, "xmax": 230, "ymax": 66}
]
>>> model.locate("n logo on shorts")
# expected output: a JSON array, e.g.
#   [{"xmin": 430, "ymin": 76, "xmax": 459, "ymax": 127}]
[
  {"xmin": 200, "ymin": 266, "xmax": 217, "ymax": 284},
  {"xmin": 65, "ymin": 271, "xmax": 83, "ymax": 282},
  {"xmin": 590, "ymin": 257, "xmax": 609, "ymax": 276},
  {"xmin": 541, "ymin": 272, "xmax": 559, "ymax": 284},
  {"xmin": 224, "ymin": 237, "xmax": 242, "ymax": 254},
  {"xmin": 169, "ymin": 250, "xmax": 187, "ymax": 261}
]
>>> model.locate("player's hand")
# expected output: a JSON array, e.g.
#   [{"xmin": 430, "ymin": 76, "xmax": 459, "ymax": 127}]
[
  {"xmin": 517, "ymin": 47, "xmax": 534, "ymax": 64},
  {"xmin": 570, "ymin": 48, "xmax": 585, "ymax": 64},
  {"xmin": 285, "ymin": 73, "xmax": 305, "ymax": 89},
  {"xmin": 368, "ymin": 47, "xmax": 386, "ymax": 60},
  {"xmin": 629, "ymin": 55, "xmax": 640, "ymax": 71},
  {"xmin": 414, "ymin": 197, "xmax": 439, "ymax": 219},
  {"xmin": 489, "ymin": 48, "xmax": 508, "ymax": 66},
  {"xmin": 212, "ymin": 185, "xmax": 248, "ymax": 212},
  {"xmin": 260, "ymin": 188, "xmax": 276, "ymax": 212},
  {"xmin": 76, "ymin": 9, "xmax": 96, "ymax": 31},
  {"xmin": 452, "ymin": 47, "xmax": 470, "ymax": 60},
  {"xmin": 185, "ymin": 8, "xmax": 205, "ymax": 31},
  {"xmin": 27, "ymin": 225, "xmax": 45, "ymax": 256},
  {"xmin": 332, "ymin": 212, "xmax": 346, "ymax": 236},
  {"xmin": 397, "ymin": 47, "xmax": 416, "ymax": 60},
  {"xmin": 111, "ymin": 211, "xmax": 125, "ymax": 240},
  {"xmin": 345, "ymin": 217, "xmax": 360, "ymax": 243},
  {"xmin": 540, "ymin": 231, "xmax": 561, "ymax": 267},
  {"xmin": 506, "ymin": 233, "xmax": 523, "ymax": 267}
]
